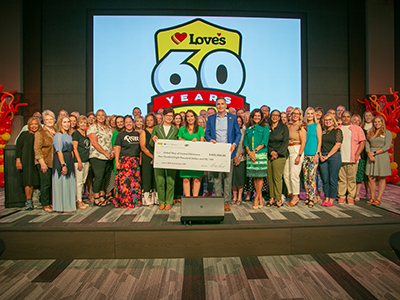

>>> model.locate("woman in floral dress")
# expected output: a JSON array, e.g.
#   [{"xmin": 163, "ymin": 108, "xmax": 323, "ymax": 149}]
[{"xmin": 114, "ymin": 115, "xmax": 141, "ymax": 208}]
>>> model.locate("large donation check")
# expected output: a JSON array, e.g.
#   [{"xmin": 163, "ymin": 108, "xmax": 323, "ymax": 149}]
[{"xmin": 154, "ymin": 139, "xmax": 231, "ymax": 172}]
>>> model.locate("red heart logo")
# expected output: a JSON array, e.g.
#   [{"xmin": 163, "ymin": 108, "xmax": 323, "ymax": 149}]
[
  {"xmin": 171, "ymin": 32, "xmax": 187, "ymax": 45},
  {"xmin": 217, "ymin": 33, "xmax": 221, "ymax": 37}
]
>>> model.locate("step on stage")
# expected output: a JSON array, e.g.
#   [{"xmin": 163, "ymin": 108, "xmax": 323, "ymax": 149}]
[{"xmin": 1, "ymin": 186, "xmax": 400, "ymax": 260}]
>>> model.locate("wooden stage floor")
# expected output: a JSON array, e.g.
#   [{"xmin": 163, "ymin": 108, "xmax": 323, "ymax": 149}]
[{"xmin": 1, "ymin": 184, "xmax": 400, "ymax": 260}]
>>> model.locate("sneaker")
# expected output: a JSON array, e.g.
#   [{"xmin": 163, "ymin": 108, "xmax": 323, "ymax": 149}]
[
  {"xmin": 338, "ymin": 198, "xmax": 346, "ymax": 205},
  {"xmin": 347, "ymin": 198, "xmax": 354, "ymax": 205},
  {"xmin": 25, "ymin": 199, "xmax": 34, "ymax": 211},
  {"xmin": 152, "ymin": 191, "xmax": 159, "ymax": 205}
]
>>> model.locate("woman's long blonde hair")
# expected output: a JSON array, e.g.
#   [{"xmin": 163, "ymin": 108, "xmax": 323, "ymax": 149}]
[
  {"xmin": 367, "ymin": 116, "xmax": 386, "ymax": 139},
  {"xmin": 303, "ymin": 107, "xmax": 318, "ymax": 125},
  {"xmin": 55, "ymin": 115, "xmax": 70, "ymax": 134}
]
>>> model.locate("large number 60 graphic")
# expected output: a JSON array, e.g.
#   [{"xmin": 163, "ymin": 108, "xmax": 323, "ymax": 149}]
[{"xmin": 152, "ymin": 50, "xmax": 245, "ymax": 94}]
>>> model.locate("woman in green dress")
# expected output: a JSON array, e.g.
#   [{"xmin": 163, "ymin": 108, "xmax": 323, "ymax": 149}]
[
  {"xmin": 244, "ymin": 109, "xmax": 270, "ymax": 209},
  {"xmin": 177, "ymin": 110, "xmax": 205, "ymax": 197}
]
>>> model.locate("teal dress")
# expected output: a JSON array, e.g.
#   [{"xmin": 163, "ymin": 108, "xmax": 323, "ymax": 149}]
[
  {"xmin": 244, "ymin": 123, "xmax": 270, "ymax": 177},
  {"xmin": 178, "ymin": 126, "xmax": 205, "ymax": 178}
]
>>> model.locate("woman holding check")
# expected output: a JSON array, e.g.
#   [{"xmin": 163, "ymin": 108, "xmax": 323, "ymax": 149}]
[
  {"xmin": 244, "ymin": 109, "xmax": 270, "ymax": 209},
  {"xmin": 177, "ymin": 110, "xmax": 205, "ymax": 197},
  {"xmin": 150, "ymin": 107, "xmax": 179, "ymax": 210}
]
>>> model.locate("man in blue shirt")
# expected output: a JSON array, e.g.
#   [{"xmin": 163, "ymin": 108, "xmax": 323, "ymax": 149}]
[{"xmin": 205, "ymin": 97, "xmax": 242, "ymax": 211}]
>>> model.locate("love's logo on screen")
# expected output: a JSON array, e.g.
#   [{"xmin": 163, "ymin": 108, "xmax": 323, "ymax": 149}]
[{"xmin": 149, "ymin": 19, "xmax": 248, "ymax": 112}]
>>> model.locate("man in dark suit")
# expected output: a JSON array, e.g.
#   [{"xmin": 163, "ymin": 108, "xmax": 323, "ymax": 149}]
[{"xmin": 205, "ymin": 97, "xmax": 242, "ymax": 211}]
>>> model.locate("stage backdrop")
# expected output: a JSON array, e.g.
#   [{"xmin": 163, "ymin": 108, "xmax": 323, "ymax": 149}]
[{"xmin": 93, "ymin": 15, "xmax": 301, "ymax": 115}]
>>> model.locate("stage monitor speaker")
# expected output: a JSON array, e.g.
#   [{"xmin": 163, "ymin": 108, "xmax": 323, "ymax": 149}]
[
  {"xmin": 4, "ymin": 145, "xmax": 25, "ymax": 208},
  {"xmin": 180, "ymin": 196, "xmax": 224, "ymax": 224}
]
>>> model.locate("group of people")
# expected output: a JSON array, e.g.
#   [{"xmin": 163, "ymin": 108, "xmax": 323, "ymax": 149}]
[{"xmin": 14, "ymin": 98, "xmax": 392, "ymax": 213}]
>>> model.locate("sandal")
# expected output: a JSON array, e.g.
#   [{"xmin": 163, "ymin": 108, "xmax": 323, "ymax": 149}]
[
  {"xmin": 43, "ymin": 206, "xmax": 53, "ymax": 212},
  {"xmin": 355, "ymin": 194, "xmax": 360, "ymax": 202},
  {"xmin": 308, "ymin": 200, "xmax": 314, "ymax": 208},
  {"xmin": 287, "ymin": 199, "xmax": 299, "ymax": 207},
  {"xmin": 236, "ymin": 200, "xmax": 242, "ymax": 206},
  {"xmin": 94, "ymin": 197, "xmax": 107, "ymax": 207},
  {"xmin": 77, "ymin": 201, "xmax": 87, "ymax": 210},
  {"xmin": 231, "ymin": 199, "xmax": 237, "ymax": 205},
  {"xmin": 367, "ymin": 198, "xmax": 375, "ymax": 204},
  {"xmin": 266, "ymin": 199, "xmax": 275, "ymax": 207},
  {"xmin": 274, "ymin": 200, "xmax": 283, "ymax": 208},
  {"xmin": 303, "ymin": 199, "xmax": 310, "ymax": 206},
  {"xmin": 372, "ymin": 199, "xmax": 381, "ymax": 206},
  {"xmin": 106, "ymin": 196, "xmax": 114, "ymax": 205}
]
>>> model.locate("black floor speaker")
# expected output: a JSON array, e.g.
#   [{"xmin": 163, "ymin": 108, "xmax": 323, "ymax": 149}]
[
  {"xmin": 4, "ymin": 145, "xmax": 25, "ymax": 208},
  {"xmin": 180, "ymin": 196, "xmax": 225, "ymax": 224}
]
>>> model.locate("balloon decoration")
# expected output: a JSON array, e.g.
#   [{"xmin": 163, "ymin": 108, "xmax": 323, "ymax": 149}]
[
  {"xmin": 358, "ymin": 88, "xmax": 400, "ymax": 184},
  {"xmin": 0, "ymin": 84, "xmax": 27, "ymax": 187}
]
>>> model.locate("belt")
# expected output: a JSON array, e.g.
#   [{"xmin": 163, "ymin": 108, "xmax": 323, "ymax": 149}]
[{"xmin": 288, "ymin": 142, "xmax": 301, "ymax": 146}]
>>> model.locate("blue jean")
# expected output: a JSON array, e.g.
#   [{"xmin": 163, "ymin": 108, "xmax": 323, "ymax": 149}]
[{"xmin": 318, "ymin": 152, "xmax": 342, "ymax": 199}]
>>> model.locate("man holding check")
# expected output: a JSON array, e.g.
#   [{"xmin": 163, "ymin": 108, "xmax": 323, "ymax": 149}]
[{"xmin": 205, "ymin": 97, "xmax": 242, "ymax": 211}]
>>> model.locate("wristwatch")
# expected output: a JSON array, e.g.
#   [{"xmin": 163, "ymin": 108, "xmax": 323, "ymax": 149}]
[{"xmin": 61, "ymin": 163, "xmax": 67, "ymax": 168}]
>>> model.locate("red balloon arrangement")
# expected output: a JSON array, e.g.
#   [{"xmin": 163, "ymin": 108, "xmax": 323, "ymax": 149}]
[
  {"xmin": 358, "ymin": 88, "xmax": 400, "ymax": 184},
  {"xmin": 0, "ymin": 84, "xmax": 27, "ymax": 187}
]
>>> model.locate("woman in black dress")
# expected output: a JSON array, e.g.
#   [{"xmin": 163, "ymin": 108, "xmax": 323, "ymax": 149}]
[
  {"xmin": 140, "ymin": 114, "xmax": 157, "ymax": 206},
  {"xmin": 16, "ymin": 117, "xmax": 41, "ymax": 210}
]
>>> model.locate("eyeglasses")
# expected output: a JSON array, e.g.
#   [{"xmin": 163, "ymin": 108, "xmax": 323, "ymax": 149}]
[
  {"xmin": 292, "ymin": 112, "xmax": 300, "ymax": 115},
  {"xmin": 271, "ymin": 114, "xmax": 280, "ymax": 117}
]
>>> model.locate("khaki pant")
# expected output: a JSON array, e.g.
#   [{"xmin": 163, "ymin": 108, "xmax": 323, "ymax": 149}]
[
  {"xmin": 74, "ymin": 162, "xmax": 90, "ymax": 202},
  {"xmin": 337, "ymin": 162, "xmax": 358, "ymax": 199},
  {"xmin": 268, "ymin": 157, "xmax": 287, "ymax": 201},
  {"xmin": 283, "ymin": 145, "xmax": 303, "ymax": 195}
]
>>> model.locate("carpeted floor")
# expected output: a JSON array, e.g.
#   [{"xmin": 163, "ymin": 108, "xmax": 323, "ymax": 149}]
[
  {"xmin": 1, "ymin": 184, "xmax": 400, "ymax": 229},
  {"xmin": 0, "ymin": 251, "xmax": 399, "ymax": 299}
]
